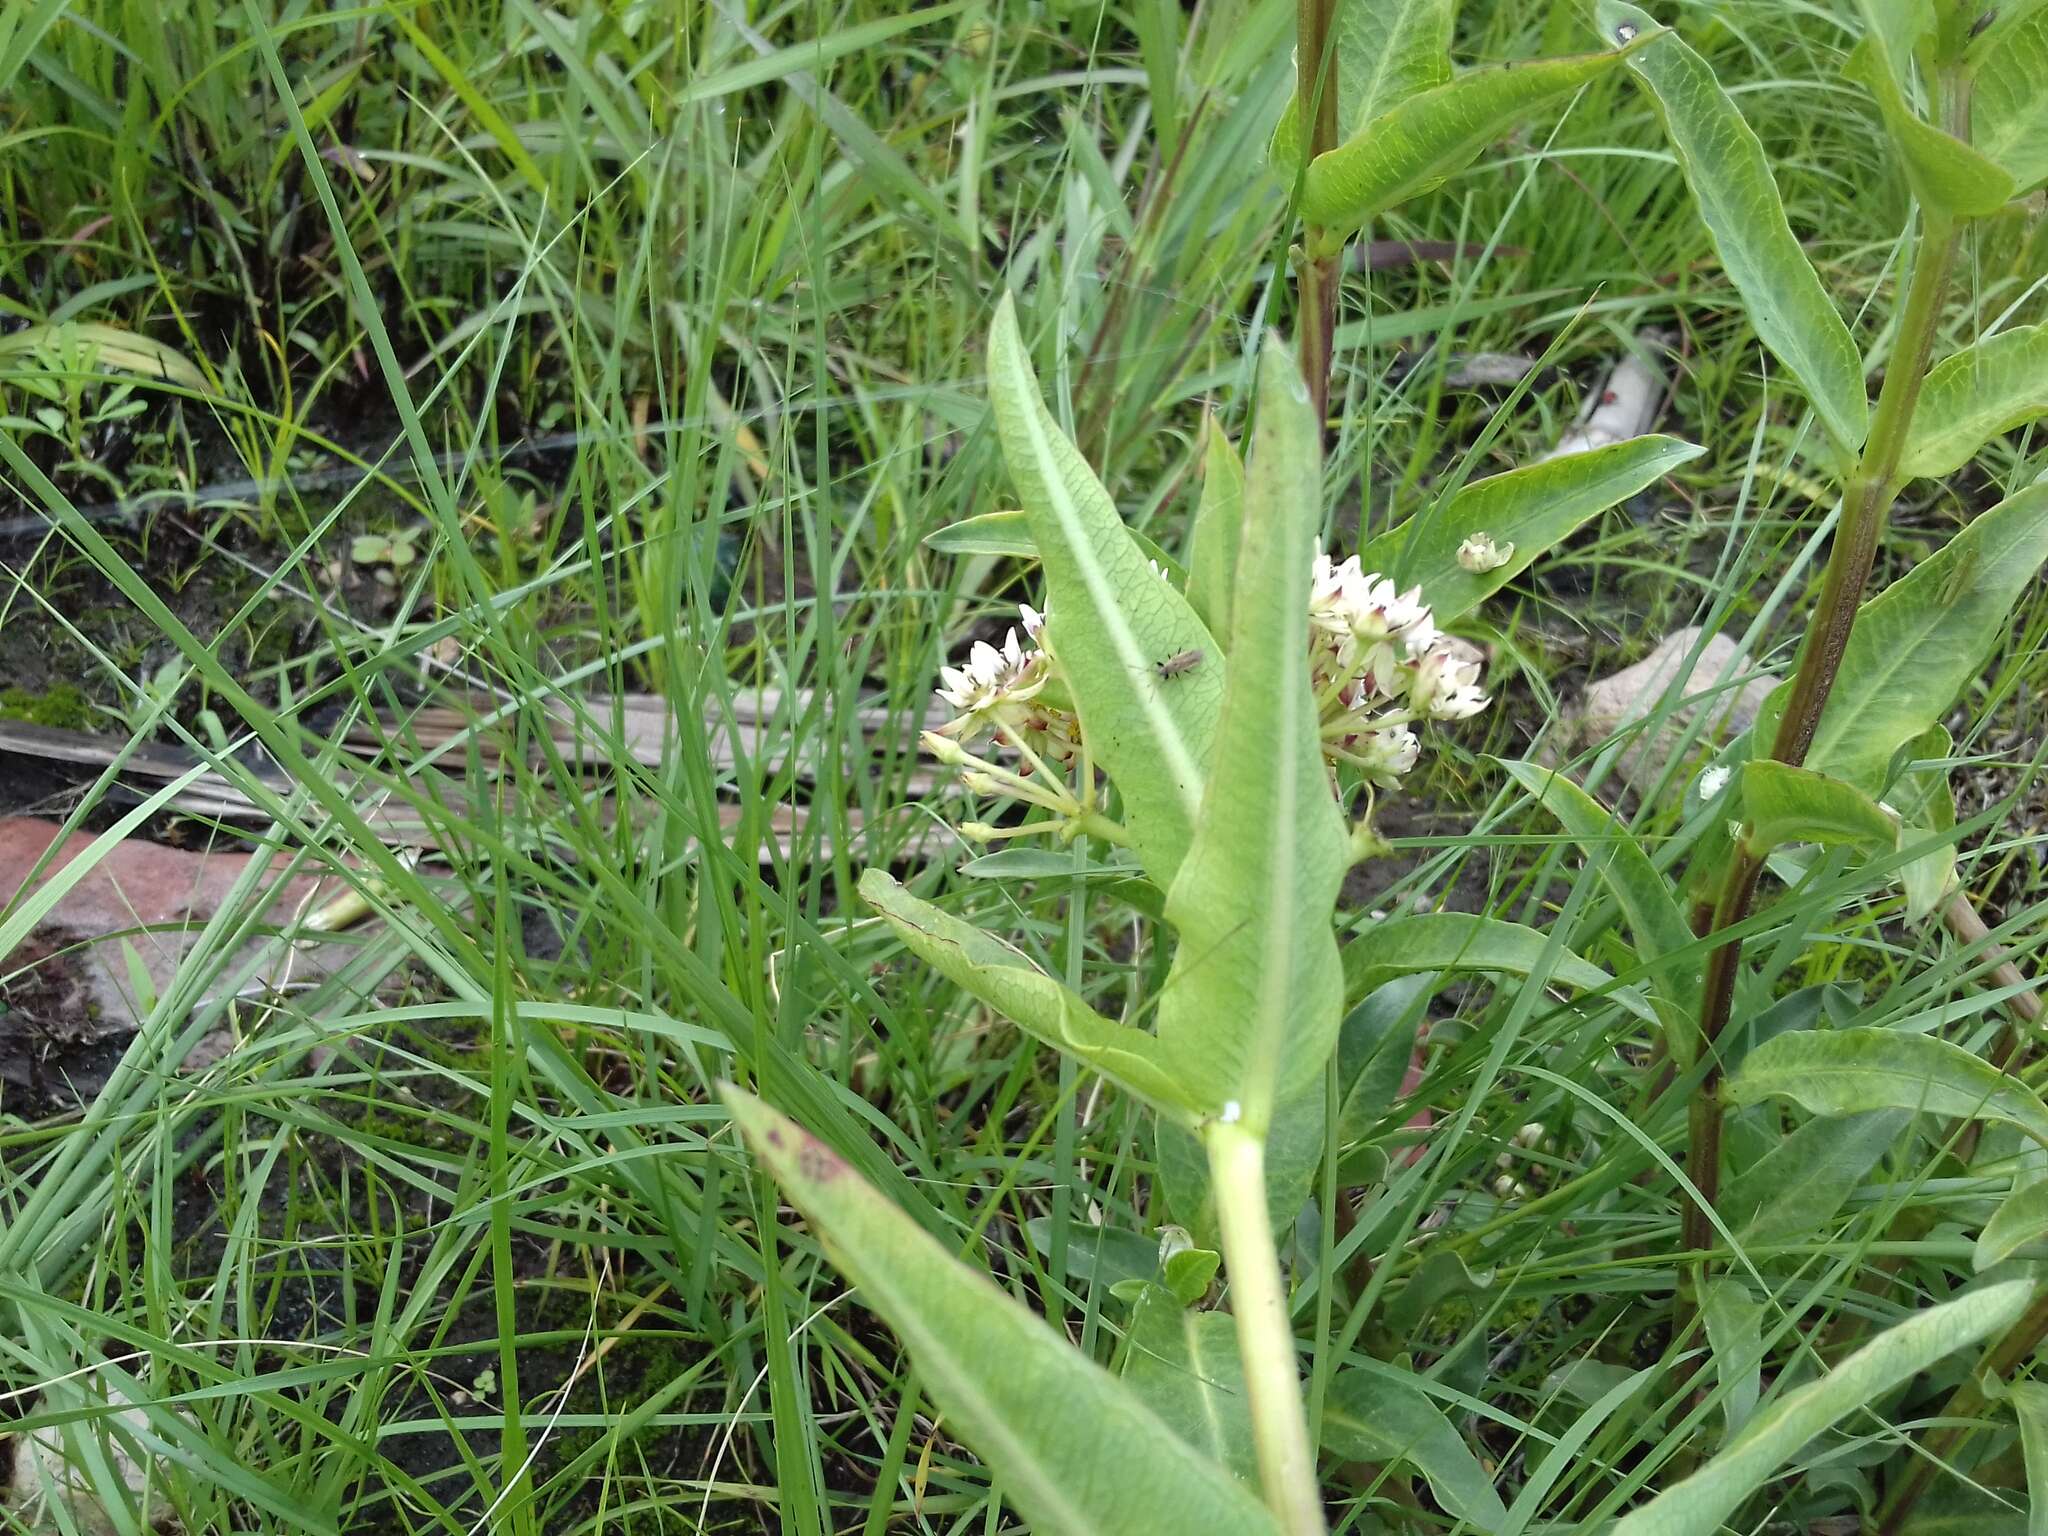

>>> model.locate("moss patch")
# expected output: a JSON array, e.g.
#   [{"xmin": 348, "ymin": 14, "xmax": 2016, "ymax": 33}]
[{"xmin": 0, "ymin": 683, "xmax": 95, "ymax": 730}]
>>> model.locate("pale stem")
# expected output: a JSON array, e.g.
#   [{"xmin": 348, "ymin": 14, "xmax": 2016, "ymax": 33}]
[{"xmin": 1208, "ymin": 1119, "xmax": 1327, "ymax": 1535}]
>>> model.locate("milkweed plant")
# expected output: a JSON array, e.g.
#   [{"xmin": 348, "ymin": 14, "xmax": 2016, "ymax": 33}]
[{"xmin": 723, "ymin": 1, "xmax": 2048, "ymax": 1532}]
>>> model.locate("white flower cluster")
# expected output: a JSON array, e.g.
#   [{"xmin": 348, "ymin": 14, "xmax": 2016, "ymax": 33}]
[
  {"xmin": 1308, "ymin": 552, "xmax": 1489, "ymax": 788},
  {"xmin": 932, "ymin": 604, "xmax": 1079, "ymax": 760},
  {"xmin": 927, "ymin": 553, "xmax": 1490, "ymax": 835}
]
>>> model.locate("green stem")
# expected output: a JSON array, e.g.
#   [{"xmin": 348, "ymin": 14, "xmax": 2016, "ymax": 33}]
[
  {"xmin": 1678, "ymin": 206, "xmax": 1962, "ymax": 1291},
  {"xmin": 1209, "ymin": 1119, "xmax": 1327, "ymax": 1535}
]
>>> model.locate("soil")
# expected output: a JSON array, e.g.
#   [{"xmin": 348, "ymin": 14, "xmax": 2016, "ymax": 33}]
[{"xmin": 0, "ymin": 925, "xmax": 123, "ymax": 1114}]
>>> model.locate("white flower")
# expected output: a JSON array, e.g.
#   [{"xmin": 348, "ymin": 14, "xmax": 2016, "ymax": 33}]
[
  {"xmin": 1698, "ymin": 764, "xmax": 1732, "ymax": 800},
  {"xmin": 1456, "ymin": 533, "xmax": 1515, "ymax": 574},
  {"xmin": 1019, "ymin": 602, "xmax": 1048, "ymax": 641},
  {"xmin": 1309, "ymin": 552, "xmax": 1438, "ymax": 684},
  {"xmin": 936, "ymin": 627, "xmax": 1044, "ymax": 715},
  {"xmin": 1409, "ymin": 643, "xmax": 1489, "ymax": 720},
  {"xmin": 1355, "ymin": 725, "xmax": 1421, "ymax": 788}
]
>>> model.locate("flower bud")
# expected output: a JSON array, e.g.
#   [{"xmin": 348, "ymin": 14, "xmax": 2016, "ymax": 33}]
[{"xmin": 1456, "ymin": 533, "xmax": 1515, "ymax": 573}]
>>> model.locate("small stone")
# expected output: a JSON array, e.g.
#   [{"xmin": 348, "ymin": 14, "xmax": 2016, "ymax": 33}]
[
  {"xmin": 1560, "ymin": 628, "xmax": 1778, "ymax": 799},
  {"xmin": 5, "ymin": 1385, "xmax": 182, "ymax": 1534}
]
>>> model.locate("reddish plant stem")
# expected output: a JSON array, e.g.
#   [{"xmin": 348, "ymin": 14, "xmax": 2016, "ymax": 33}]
[
  {"xmin": 1294, "ymin": 0, "xmax": 1340, "ymax": 423},
  {"xmin": 1678, "ymin": 207, "xmax": 1961, "ymax": 1281}
]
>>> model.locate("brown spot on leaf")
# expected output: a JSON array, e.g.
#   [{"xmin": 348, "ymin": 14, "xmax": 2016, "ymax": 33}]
[{"xmin": 796, "ymin": 1135, "xmax": 842, "ymax": 1183}]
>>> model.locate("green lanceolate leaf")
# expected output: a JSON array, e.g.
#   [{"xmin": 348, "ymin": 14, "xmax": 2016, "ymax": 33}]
[
  {"xmin": 859, "ymin": 870, "xmax": 1202, "ymax": 1122},
  {"xmin": 1700, "ymin": 1278, "xmax": 1766, "ymax": 1439},
  {"xmin": 0, "ymin": 321, "xmax": 212, "ymax": 393},
  {"xmin": 1497, "ymin": 761, "xmax": 1699, "ymax": 1055},
  {"xmin": 1610, "ymin": 1280, "xmax": 2035, "ymax": 1536},
  {"xmin": 1844, "ymin": 10, "xmax": 2015, "ymax": 218},
  {"xmin": 1323, "ymin": 1367, "xmax": 1509, "ymax": 1529},
  {"xmin": 1891, "ymin": 725, "xmax": 1958, "ymax": 922},
  {"xmin": 1364, "ymin": 435, "xmax": 1703, "ymax": 624},
  {"xmin": 923, "ymin": 507, "xmax": 1185, "ymax": 574},
  {"xmin": 1183, "ymin": 419, "xmax": 1246, "ymax": 645},
  {"xmin": 1974, "ymin": 7, "xmax": 2048, "ymax": 193},
  {"xmin": 1740, "ymin": 759, "xmax": 1898, "ymax": 857},
  {"xmin": 1157, "ymin": 1079, "xmax": 1327, "ymax": 1241},
  {"xmin": 1725, "ymin": 1027, "xmax": 2048, "ymax": 1150},
  {"xmin": 1803, "ymin": 481, "xmax": 2048, "ymax": 790},
  {"xmin": 986, "ymin": 294, "xmax": 1221, "ymax": 885},
  {"xmin": 1342, "ymin": 911, "xmax": 1659, "ymax": 1025},
  {"xmin": 1119, "ymin": 1283, "xmax": 1258, "ymax": 1485},
  {"xmin": 1337, "ymin": 974, "xmax": 1432, "ymax": 1148},
  {"xmin": 1598, "ymin": 0, "xmax": 1868, "ymax": 453},
  {"xmin": 2006, "ymin": 1380, "xmax": 2048, "ymax": 1536},
  {"xmin": 1301, "ymin": 39, "xmax": 1640, "ymax": 236},
  {"xmin": 1336, "ymin": 0, "xmax": 1455, "ymax": 138},
  {"xmin": 923, "ymin": 508, "xmax": 1041, "ymax": 557},
  {"xmin": 1272, "ymin": 0, "xmax": 1453, "ymax": 173},
  {"xmin": 1156, "ymin": 336, "xmax": 1346, "ymax": 1126},
  {"xmin": 1727, "ymin": 1110, "xmax": 1907, "ymax": 1243},
  {"xmin": 1899, "ymin": 325, "xmax": 2048, "ymax": 482},
  {"xmin": 722, "ymin": 1089, "xmax": 1283, "ymax": 1536},
  {"xmin": 1977, "ymin": 1178, "xmax": 2048, "ymax": 1271}
]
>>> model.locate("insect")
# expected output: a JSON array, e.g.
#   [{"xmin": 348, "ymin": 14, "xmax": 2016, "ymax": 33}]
[{"xmin": 1153, "ymin": 648, "xmax": 1204, "ymax": 680}]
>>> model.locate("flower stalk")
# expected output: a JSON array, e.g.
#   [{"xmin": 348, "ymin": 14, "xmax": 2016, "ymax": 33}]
[{"xmin": 1209, "ymin": 1118, "xmax": 1327, "ymax": 1535}]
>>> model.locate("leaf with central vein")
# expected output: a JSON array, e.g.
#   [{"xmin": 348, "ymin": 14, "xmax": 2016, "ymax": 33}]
[
  {"xmin": 1303, "ymin": 41, "xmax": 1640, "ymax": 235},
  {"xmin": 1120, "ymin": 1284, "xmax": 1257, "ymax": 1485},
  {"xmin": 1899, "ymin": 325, "xmax": 2048, "ymax": 482},
  {"xmin": 1323, "ymin": 1368, "xmax": 1509, "ymax": 1528},
  {"xmin": 722, "ymin": 1090, "xmax": 1282, "ymax": 1536},
  {"xmin": 1611, "ymin": 1280, "xmax": 2034, "ymax": 1536},
  {"xmin": 1183, "ymin": 420, "xmax": 1245, "ymax": 645},
  {"xmin": 1803, "ymin": 482, "xmax": 2048, "ymax": 790},
  {"xmin": 986, "ymin": 294, "xmax": 1221, "ymax": 886},
  {"xmin": 1336, "ymin": 0, "xmax": 1455, "ymax": 136},
  {"xmin": 1979, "ymin": 1178, "xmax": 2048, "ymax": 1271},
  {"xmin": 1726, "ymin": 1028, "xmax": 2048, "ymax": 1150},
  {"xmin": 1974, "ymin": 7, "xmax": 2048, "ymax": 193},
  {"xmin": 1157, "ymin": 336, "xmax": 1345, "ymax": 1128},
  {"xmin": 1497, "ymin": 761, "xmax": 1698, "ymax": 1058},
  {"xmin": 1272, "ymin": 0, "xmax": 1452, "ymax": 173},
  {"xmin": 859, "ymin": 870, "xmax": 1201, "ymax": 1123},
  {"xmin": 1341, "ymin": 911, "xmax": 1659, "ymax": 1025},
  {"xmin": 1740, "ymin": 760, "xmax": 1898, "ymax": 857},
  {"xmin": 1843, "ymin": 6, "xmax": 2015, "ymax": 218},
  {"xmin": 1598, "ymin": 0, "xmax": 1868, "ymax": 454},
  {"xmin": 1365, "ymin": 435, "xmax": 1703, "ymax": 623}
]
